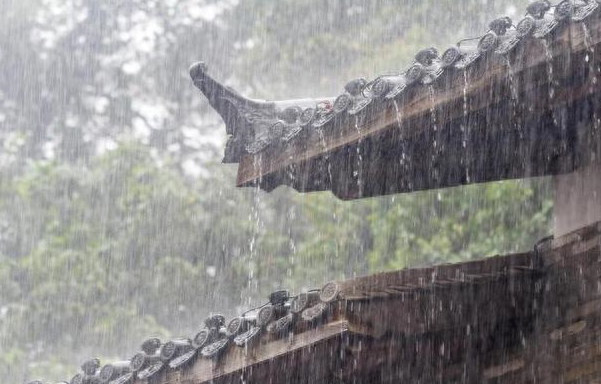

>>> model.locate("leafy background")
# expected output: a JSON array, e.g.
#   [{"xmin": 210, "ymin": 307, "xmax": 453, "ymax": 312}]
[{"xmin": 0, "ymin": 0, "xmax": 552, "ymax": 382}]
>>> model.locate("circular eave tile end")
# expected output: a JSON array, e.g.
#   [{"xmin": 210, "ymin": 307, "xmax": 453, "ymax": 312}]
[
  {"xmin": 160, "ymin": 341, "xmax": 176, "ymax": 361},
  {"xmin": 516, "ymin": 17, "xmax": 536, "ymax": 37},
  {"xmin": 441, "ymin": 46, "xmax": 461, "ymax": 67},
  {"xmin": 320, "ymin": 281, "xmax": 340, "ymax": 303},
  {"xmin": 129, "ymin": 353, "xmax": 146, "ymax": 372},
  {"xmin": 257, "ymin": 305, "xmax": 275, "ymax": 327},
  {"xmin": 333, "ymin": 93, "xmax": 352, "ymax": 114},
  {"xmin": 554, "ymin": 1, "xmax": 573, "ymax": 20},
  {"xmin": 478, "ymin": 32, "xmax": 499, "ymax": 52}
]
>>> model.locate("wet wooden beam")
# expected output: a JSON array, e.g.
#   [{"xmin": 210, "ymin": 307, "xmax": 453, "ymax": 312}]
[
  {"xmin": 344, "ymin": 223, "xmax": 601, "ymax": 384},
  {"xmin": 236, "ymin": 13, "xmax": 601, "ymax": 199},
  {"xmin": 320, "ymin": 251, "xmax": 536, "ymax": 302}
]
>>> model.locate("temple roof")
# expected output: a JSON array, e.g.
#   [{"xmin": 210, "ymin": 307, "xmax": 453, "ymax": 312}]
[
  {"xmin": 191, "ymin": 0, "xmax": 601, "ymax": 199},
  {"xmin": 30, "ymin": 220, "xmax": 601, "ymax": 384}
]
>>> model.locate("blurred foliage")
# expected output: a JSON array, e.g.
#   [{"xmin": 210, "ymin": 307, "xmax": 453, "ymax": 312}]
[{"xmin": 0, "ymin": 0, "xmax": 550, "ymax": 383}]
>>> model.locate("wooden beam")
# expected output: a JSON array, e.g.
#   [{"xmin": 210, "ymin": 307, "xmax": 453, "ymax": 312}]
[{"xmin": 328, "ymin": 221, "xmax": 601, "ymax": 384}]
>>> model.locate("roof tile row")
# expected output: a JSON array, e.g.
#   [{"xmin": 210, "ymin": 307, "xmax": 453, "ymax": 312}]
[{"xmin": 190, "ymin": 0, "xmax": 601, "ymax": 163}]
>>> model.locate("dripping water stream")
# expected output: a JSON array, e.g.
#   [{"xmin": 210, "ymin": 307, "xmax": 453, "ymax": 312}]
[
  {"xmin": 504, "ymin": 56, "xmax": 519, "ymax": 102},
  {"xmin": 541, "ymin": 39, "xmax": 555, "ymax": 100},
  {"xmin": 248, "ymin": 153, "xmax": 265, "ymax": 304},
  {"xmin": 393, "ymin": 100, "xmax": 408, "ymax": 168},
  {"xmin": 393, "ymin": 99, "xmax": 402, "ymax": 130},
  {"xmin": 462, "ymin": 69, "xmax": 471, "ymax": 183},
  {"xmin": 427, "ymin": 85, "xmax": 441, "ymax": 182},
  {"xmin": 354, "ymin": 116, "xmax": 364, "ymax": 196},
  {"xmin": 582, "ymin": 23, "xmax": 600, "ymax": 160},
  {"xmin": 503, "ymin": 55, "xmax": 526, "ymax": 144},
  {"xmin": 540, "ymin": 38, "xmax": 562, "ymax": 144},
  {"xmin": 317, "ymin": 128, "xmax": 333, "ymax": 187},
  {"xmin": 427, "ymin": 85, "xmax": 439, "ymax": 150},
  {"xmin": 582, "ymin": 23, "xmax": 597, "ymax": 88}
]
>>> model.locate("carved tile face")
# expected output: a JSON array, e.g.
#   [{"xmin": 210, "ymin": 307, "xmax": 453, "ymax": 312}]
[
  {"xmin": 227, "ymin": 317, "xmax": 246, "ymax": 336},
  {"xmin": 312, "ymin": 109, "xmax": 336, "ymax": 128},
  {"xmin": 333, "ymin": 94, "xmax": 352, "ymax": 114},
  {"xmin": 201, "ymin": 338, "xmax": 230, "ymax": 357},
  {"xmin": 160, "ymin": 341, "xmax": 177, "ymax": 361},
  {"xmin": 533, "ymin": 17, "xmax": 559, "ymax": 39},
  {"xmin": 406, "ymin": 64, "xmax": 425, "ymax": 84},
  {"xmin": 344, "ymin": 78, "xmax": 367, "ymax": 96},
  {"xmin": 281, "ymin": 124, "xmax": 303, "ymax": 142},
  {"xmin": 291, "ymin": 293, "xmax": 310, "ymax": 314},
  {"xmin": 489, "ymin": 17, "xmax": 512, "ymax": 36},
  {"xmin": 516, "ymin": 17, "xmax": 536, "ymax": 37},
  {"xmin": 495, "ymin": 34, "xmax": 522, "ymax": 55},
  {"xmin": 478, "ymin": 32, "xmax": 499, "ymax": 53},
  {"xmin": 527, "ymin": 0, "xmax": 551, "ymax": 19},
  {"xmin": 301, "ymin": 302, "xmax": 328, "ymax": 322},
  {"xmin": 422, "ymin": 65, "xmax": 444, "ymax": 85},
  {"xmin": 554, "ymin": 1, "xmax": 573, "ymax": 21},
  {"xmin": 320, "ymin": 281, "xmax": 340, "ymax": 302},
  {"xmin": 273, "ymin": 313, "xmax": 293, "ymax": 333},
  {"xmin": 442, "ymin": 47, "xmax": 461, "ymax": 67},
  {"xmin": 386, "ymin": 84, "xmax": 408, "ymax": 100},
  {"xmin": 81, "ymin": 358, "xmax": 101, "ymax": 376},
  {"xmin": 572, "ymin": 1, "xmax": 599, "ymax": 21},
  {"xmin": 140, "ymin": 338, "xmax": 161, "ymax": 355},
  {"xmin": 204, "ymin": 314, "xmax": 226, "ymax": 329},
  {"xmin": 193, "ymin": 329, "xmax": 212, "ymax": 349},
  {"xmin": 415, "ymin": 48, "xmax": 438, "ymax": 66},
  {"xmin": 299, "ymin": 108, "xmax": 316, "ymax": 126},
  {"xmin": 233, "ymin": 327, "xmax": 262, "ymax": 347},
  {"xmin": 168, "ymin": 350, "xmax": 197, "ymax": 369},
  {"xmin": 257, "ymin": 305, "xmax": 275, "ymax": 327},
  {"xmin": 279, "ymin": 106, "xmax": 302, "ymax": 124},
  {"xmin": 349, "ymin": 97, "xmax": 373, "ymax": 116},
  {"xmin": 370, "ymin": 78, "xmax": 392, "ymax": 98},
  {"xmin": 455, "ymin": 50, "xmax": 482, "ymax": 70}
]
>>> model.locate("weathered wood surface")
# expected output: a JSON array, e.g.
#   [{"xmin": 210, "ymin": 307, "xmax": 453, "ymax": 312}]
[
  {"xmin": 321, "ymin": 251, "xmax": 536, "ymax": 301},
  {"xmin": 235, "ymin": 12, "xmax": 601, "ymax": 199},
  {"xmin": 330, "ymin": 221, "xmax": 601, "ymax": 384}
]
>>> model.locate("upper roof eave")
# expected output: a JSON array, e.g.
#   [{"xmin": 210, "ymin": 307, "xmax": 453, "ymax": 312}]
[{"xmin": 191, "ymin": 1, "xmax": 601, "ymax": 199}]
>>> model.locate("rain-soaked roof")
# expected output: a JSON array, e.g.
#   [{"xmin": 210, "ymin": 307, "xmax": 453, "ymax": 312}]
[
  {"xmin": 33, "ymin": 220, "xmax": 601, "ymax": 384},
  {"xmin": 191, "ymin": 0, "xmax": 601, "ymax": 199}
]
